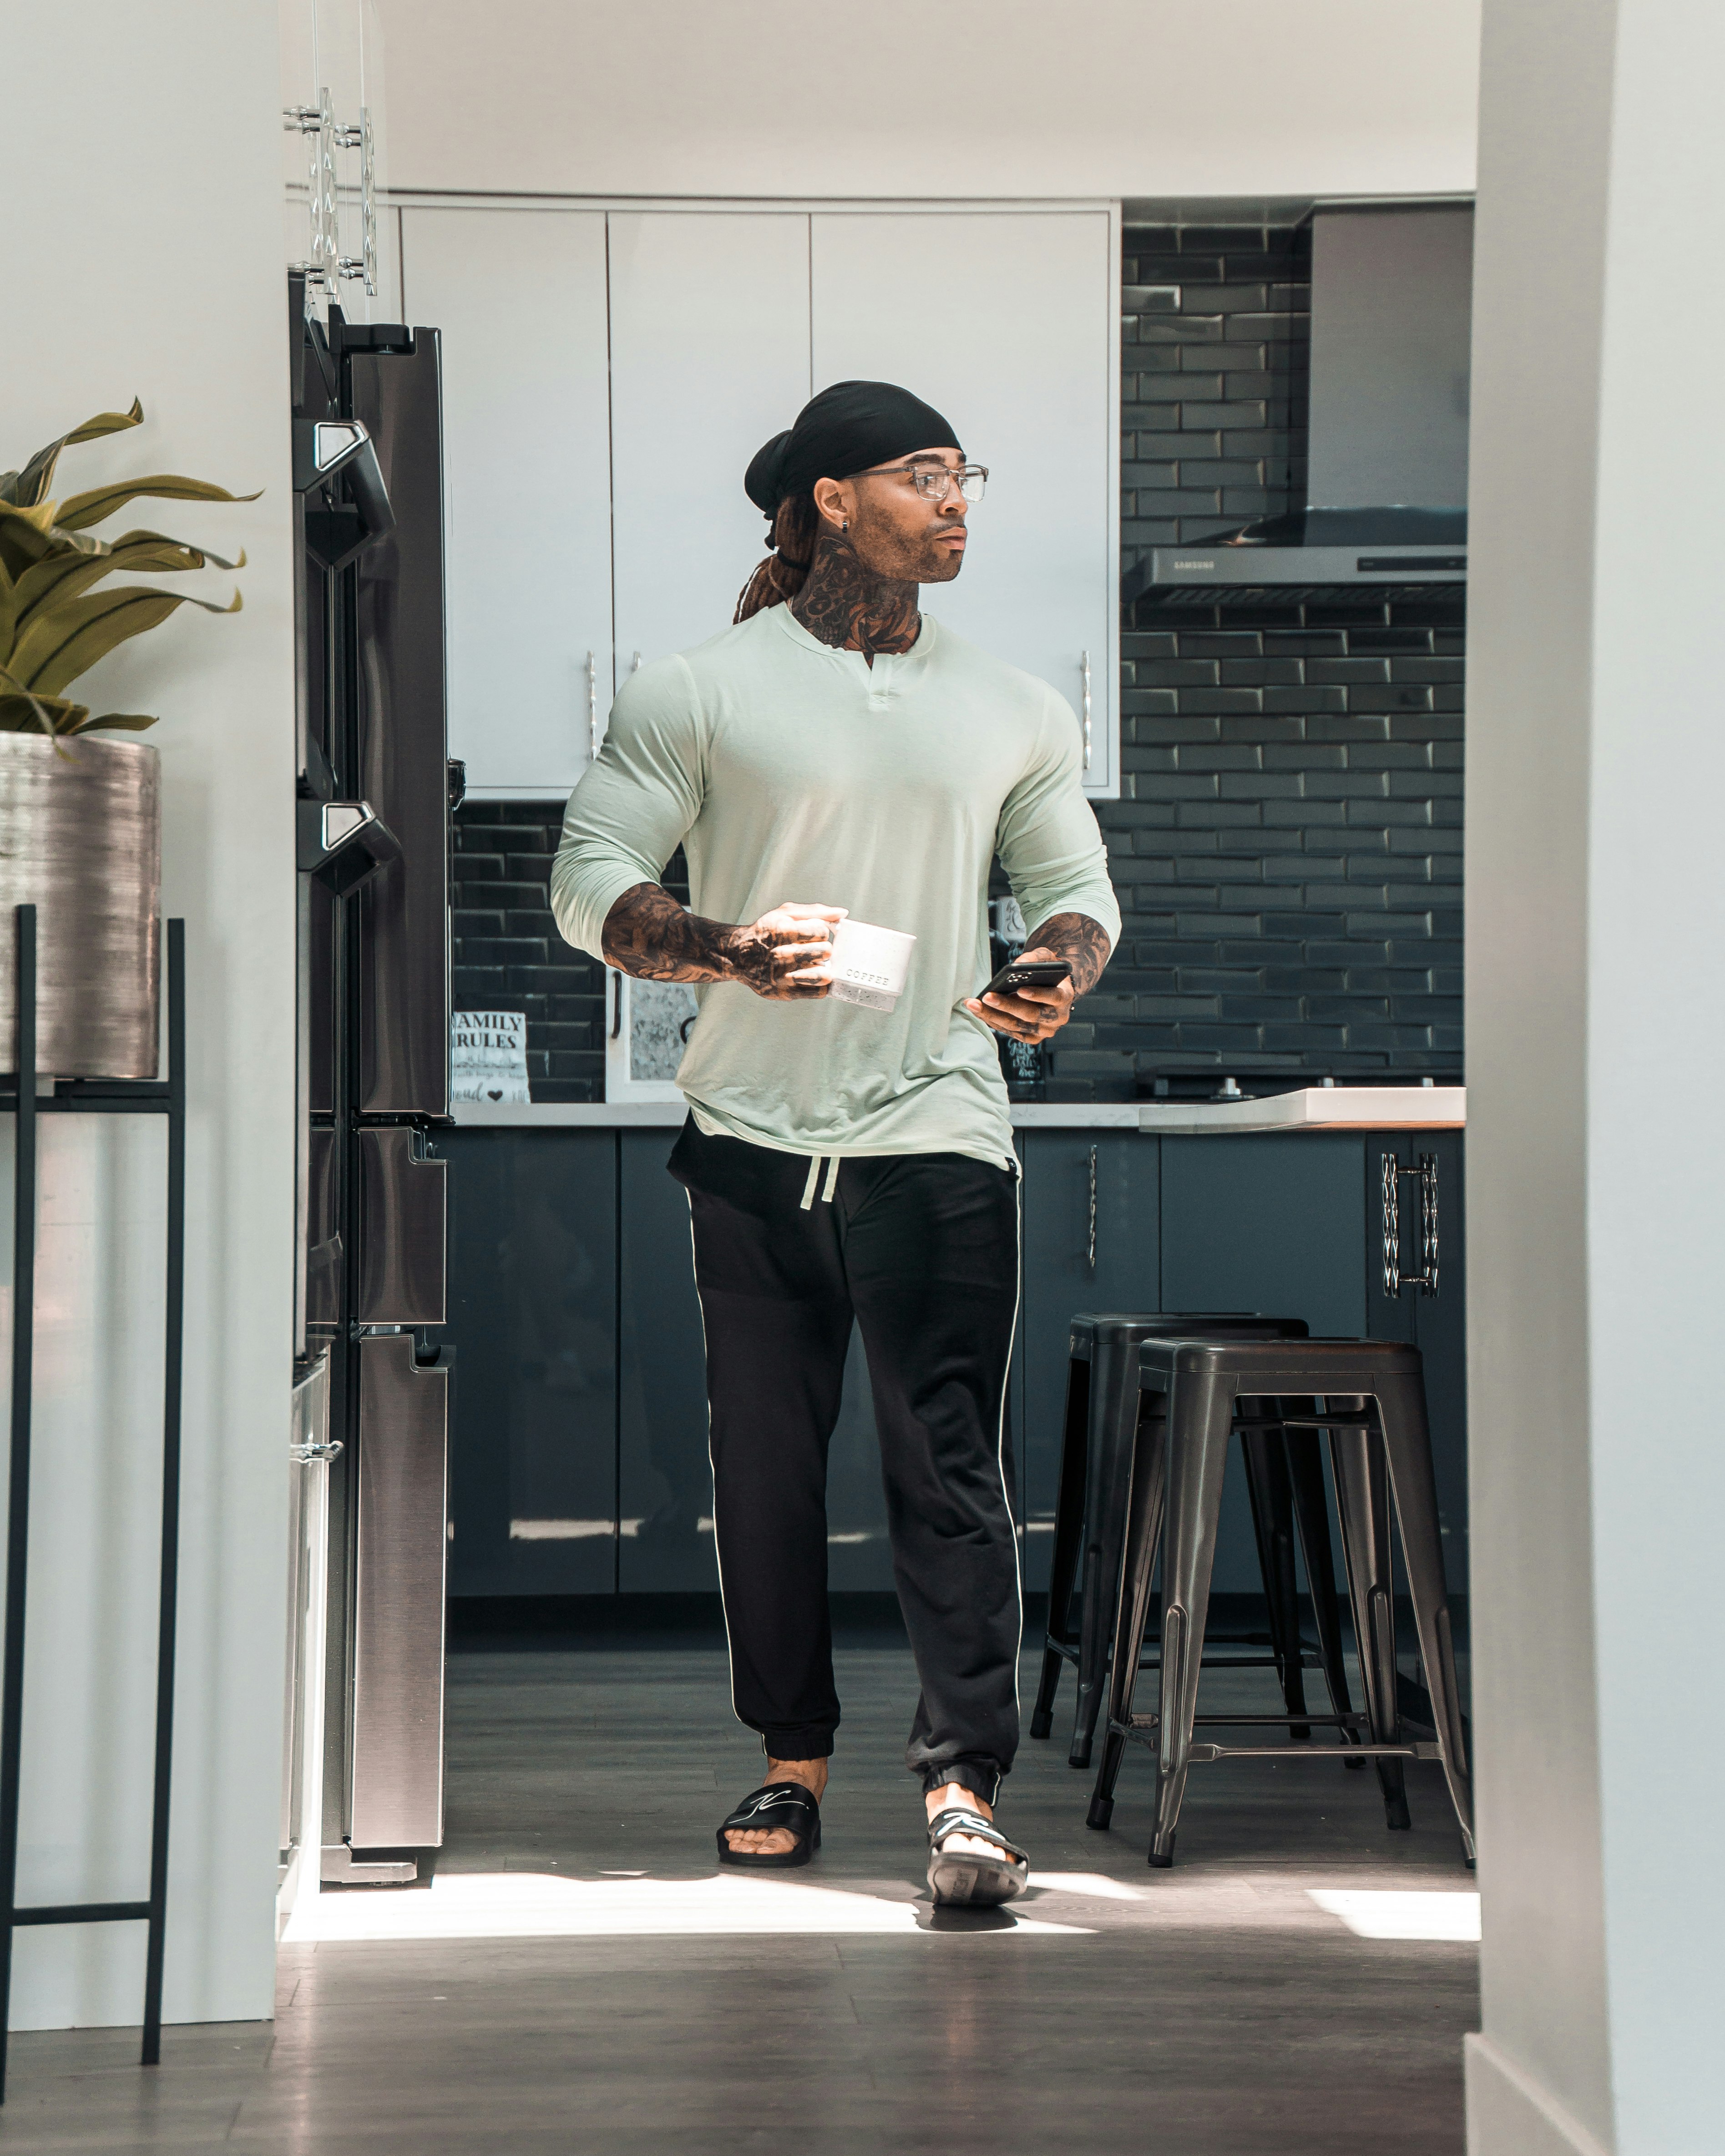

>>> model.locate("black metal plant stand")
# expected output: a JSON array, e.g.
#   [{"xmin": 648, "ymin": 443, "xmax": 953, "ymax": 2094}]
[{"xmin": 0, "ymin": 905, "xmax": 186, "ymax": 2100}]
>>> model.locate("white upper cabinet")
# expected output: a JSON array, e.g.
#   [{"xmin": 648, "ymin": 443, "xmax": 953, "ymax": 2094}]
[
  {"xmin": 811, "ymin": 211, "xmax": 1118, "ymax": 795},
  {"xmin": 607, "ymin": 212, "xmax": 812, "ymax": 694},
  {"xmin": 414, "ymin": 201, "xmax": 1118, "ymax": 799},
  {"xmin": 400, "ymin": 207, "xmax": 612, "ymax": 796}
]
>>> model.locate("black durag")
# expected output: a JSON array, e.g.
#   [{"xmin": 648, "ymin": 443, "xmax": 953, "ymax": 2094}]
[{"xmin": 744, "ymin": 380, "xmax": 963, "ymax": 520}]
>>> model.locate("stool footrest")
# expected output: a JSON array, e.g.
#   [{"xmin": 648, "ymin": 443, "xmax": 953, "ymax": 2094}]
[
  {"xmin": 1111, "ymin": 1717, "xmax": 1440, "ymax": 1764},
  {"xmin": 1044, "ymin": 1633, "xmax": 1328, "ymax": 1676},
  {"xmin": 1230, "ymin": 1412, "xmax": 1379, "ymax": 1431},
  {"xmin": 1128, "ymin": 1712, "xmax": 1367, "ymax": 1732},
  {"xmin": 1183, "ymin": 1741, "xmax": 1443, "ymax": 1764},
  {"xmin": 1112, "ymin": 1720, "xmax": 1440, "ymax": 1764}
]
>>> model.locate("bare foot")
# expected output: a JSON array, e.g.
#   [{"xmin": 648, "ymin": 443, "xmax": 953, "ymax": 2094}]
[
  {"xmin": 724, "ymin": 1757, "xmax": 828, "ymax": 1858},
  {"xmin": 925, "ymin": 1780, "xmax": 1001, "ymax": 1861}
]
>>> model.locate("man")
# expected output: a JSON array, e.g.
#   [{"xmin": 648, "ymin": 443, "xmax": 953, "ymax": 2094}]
[{"xmin": 551, "ymin": 380, "xmax": 1118, "ymax": 1905}]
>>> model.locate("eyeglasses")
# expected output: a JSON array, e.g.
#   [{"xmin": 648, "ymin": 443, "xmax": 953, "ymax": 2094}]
[{"xmin": 855, "ymin": 459, "xmax": 989, "ymax": 504}]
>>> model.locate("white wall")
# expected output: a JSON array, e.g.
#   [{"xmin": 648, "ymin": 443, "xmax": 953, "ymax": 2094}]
[
  {"xmin": 1465, "ymin": 0, "xmax": 1725, "ymax": 2150},
  {"xmin": 370, "ymin": 0, "xmax": 1481, "ymax": 201},
  {"xmin": 5, "ymin": 1, "xmax": 295, "ymax": 2029}
]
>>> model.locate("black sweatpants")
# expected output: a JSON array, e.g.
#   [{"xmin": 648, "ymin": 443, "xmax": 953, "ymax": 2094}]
[{"xmin": 669, "ymin": 1118, "xmax": 1022, "ymax": 1805}]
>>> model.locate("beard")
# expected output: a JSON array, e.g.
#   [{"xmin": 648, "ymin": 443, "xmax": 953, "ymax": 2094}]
[{"xmin": 850, "ymin": 500, "xmax": 966, "ymax": 586}]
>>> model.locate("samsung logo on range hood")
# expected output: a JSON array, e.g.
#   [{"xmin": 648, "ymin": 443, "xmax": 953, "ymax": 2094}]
[{"xmin": 1127, "ymin": 203, "xmax": 1472, "ymax": 598}]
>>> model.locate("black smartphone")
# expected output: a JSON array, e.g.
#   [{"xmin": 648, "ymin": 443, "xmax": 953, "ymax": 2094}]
[{"xmin": 983, "ymin": 958, "xmax": 1072, "ymax": 997}]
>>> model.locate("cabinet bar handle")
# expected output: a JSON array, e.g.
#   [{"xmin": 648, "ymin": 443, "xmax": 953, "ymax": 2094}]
[
  {"xmin": 1087, "ymin": 1145, "xmax": 1098, "ymax": 1272},
  {"xmin": 631, "ymin": 651, "xmax": 642, "ymax": 674},
  {"xmin": 1080, "ymin": 650, "xmax": 1093, "ymax": 773},
  {"xmin": 1381, "ymin": 1151, "xmax": 1439, "ymax": 1298},
  {"xmin": 586, "ymin": 651, "xmax": 598, "ymax": 762}
]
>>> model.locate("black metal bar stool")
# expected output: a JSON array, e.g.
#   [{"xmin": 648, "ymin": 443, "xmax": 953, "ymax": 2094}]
[
  {"xmin": 1088, "ymin": 1337, "xmax": 1474, "ymax": 1868},
  {"xmin": 1030, "ymin": 1314, "xmax": 1358, "ymax": 1772}
]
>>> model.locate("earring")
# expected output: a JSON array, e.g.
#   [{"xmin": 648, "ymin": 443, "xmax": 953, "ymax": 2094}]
[{"xmin": 841, "ymin": 517, "xmax": 849, "ymax": 532}]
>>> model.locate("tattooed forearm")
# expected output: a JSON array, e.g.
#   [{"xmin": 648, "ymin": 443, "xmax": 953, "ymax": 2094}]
[
  {"xmin": 790, "ymin": 529, "xmax": 921, "ymax": 659},
  {"xmin": 601, "ymin": 884, "xmax": 730, "ymax": 981},
  {"xmin": 600, "ymin": 883, "xmax": 834, "ymax": 1001},
  {"xmin": 1023, "ymin": 912, "xmax": 1113, "ymax": 997}
]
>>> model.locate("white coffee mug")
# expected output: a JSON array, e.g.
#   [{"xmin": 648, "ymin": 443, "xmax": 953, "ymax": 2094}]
[{"xmin": 826, "ymin": 918, "xmax": 916, "ymax": 1013}]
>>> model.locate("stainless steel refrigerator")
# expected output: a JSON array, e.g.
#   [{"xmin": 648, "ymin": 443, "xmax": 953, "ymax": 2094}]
[{"xmin": 284, "ymin": 272, "xmax": 456, "ymax": 1892}]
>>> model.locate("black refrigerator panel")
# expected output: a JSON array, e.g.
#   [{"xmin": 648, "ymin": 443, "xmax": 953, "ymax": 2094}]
[
  {"xmin": 356, "ymin": 1126, "xmax": 447, "ymax": 1326},
  {"xmin": 290, "ymin": 293, "xmax": 453, "ymax": 1879},
  {"xmin": 295, "ymin": 500, "xmax": 339, "ymax": 1123},
  {"xmin": 305, "ymin": 1126, "xmax": 341, "ymax": 1330},
  {"xmin": 308, "ymin": 876, "xmax": 335, "ymax": 1119},
  {"xmin": 350, "ymin": 334, "xmax": 451, "ymax": 1121},
  {"xmin": 349, "ymin": 1334, "xmax": 450, "ymax": 1852}
]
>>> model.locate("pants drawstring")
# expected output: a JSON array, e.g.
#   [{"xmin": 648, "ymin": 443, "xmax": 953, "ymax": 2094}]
[{"xmin": 799, "ymin": 1153, "xmax": 844, "ymax": 1210}]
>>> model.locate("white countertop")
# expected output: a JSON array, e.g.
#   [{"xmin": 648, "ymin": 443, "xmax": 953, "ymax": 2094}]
[
  {"xmin": 453, "ymin": 1099, "xmax": 688, "ymax": 1127},
  {"xmin": 1134, "ymin": 1085, "xmax": 1465, "ymax": 1134},
  {"xmin": 450, "ymin": 1086, "xmax": 1465, "ymax": 1133}
]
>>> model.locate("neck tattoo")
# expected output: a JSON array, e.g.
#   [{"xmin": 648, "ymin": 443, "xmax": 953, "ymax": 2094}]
[{"xmin": 789, "ymin": 529, "xmax": 920, "ymax": 661}]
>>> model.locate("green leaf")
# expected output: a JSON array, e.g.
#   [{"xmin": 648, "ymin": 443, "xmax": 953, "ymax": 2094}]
[
  {"xmin": 69, "ymin": 710, "xmax": 158, "ymax": 735},
  {"xmin": 0, "ymin": 686, "xmax": 88, "ymax": 735},
  {"xmin": 0, "ymin": 509, "xmax": 106, "ymax": 591},
  {"xmin": 10, "ymin": 581, "xmax": 242, "ymax": 697},
  {"xmin": 0, "ymin": 662, "xmax": 157, "ymax": 739},
  {"xmin": 0, "ymin": 666, "xmax": 88, "ymax": 750},
  {"xmin": 64, "ymin": 401, "xmax": 147, "ymax": 446},
  {"xmin": 0, "ymin": 399, "xmax": 144, "ymax": 510},
  {"xmin": 7, "ymin": 531, "xmax": 246, "ymax": 645},
  {"xmin": 0, "ymin": 498, "xmax": 63, "ymax": 550},
  {"xmin": 54, "ymin": 474, "xmax": 261, "ymax": 533}
]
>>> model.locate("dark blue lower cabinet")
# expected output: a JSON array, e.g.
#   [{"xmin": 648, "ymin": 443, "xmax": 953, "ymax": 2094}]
[
  {"xmin": 1159, "ymin": 1133, "xmax": 1370, "ymax": 1335},
  {"xmin": 440, "ymin": 1122, "xmax": 1467, "ymax": 1611},
  {"xmin": 1018, "ymin": 1132, "xmax": 1160, "ymax": 1591},
  {"xmin": 1159, "ymin": 1133, "xmax": 1369, "ymax": 1595},
  {"xmin": 440, "ymin": 1128, "xmax": 619, "ymax": 1594}
]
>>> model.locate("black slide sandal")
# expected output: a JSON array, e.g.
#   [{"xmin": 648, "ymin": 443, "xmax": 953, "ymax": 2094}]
[
  {"xmin": 927, "ymin": 1808, "xmax": 1029, "ymax": 1907},
  {"xmin": 716, "ymin": 1782, "xmax": 822, "ymax": 1869}
]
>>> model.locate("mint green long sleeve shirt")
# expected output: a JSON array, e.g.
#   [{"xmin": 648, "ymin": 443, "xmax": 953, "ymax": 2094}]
[{"xmin": 550, "ymin": 603, "xmax": 1120, "ymax": 1170}]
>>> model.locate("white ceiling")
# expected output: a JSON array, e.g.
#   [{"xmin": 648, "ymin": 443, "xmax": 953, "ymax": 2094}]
[{"xmin": 368, "ymin": 0, "xmax": 1483, "ymax": 204}]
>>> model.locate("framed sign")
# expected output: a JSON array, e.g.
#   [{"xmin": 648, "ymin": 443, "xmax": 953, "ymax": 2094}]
[{"xmin": 451, "ymin": 1010, "xmax": 530, "ymax": 1104}]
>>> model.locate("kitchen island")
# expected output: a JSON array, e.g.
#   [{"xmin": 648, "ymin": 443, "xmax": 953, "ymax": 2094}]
[{"xmin": 434, "ymin": 1092, "xmax": 1466, "ymax": 1610}]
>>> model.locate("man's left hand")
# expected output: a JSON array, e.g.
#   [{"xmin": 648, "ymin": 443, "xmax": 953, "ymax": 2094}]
[{"xmin": 963, "ymin": 948, "xmax": 1077, "ymax": 1044}]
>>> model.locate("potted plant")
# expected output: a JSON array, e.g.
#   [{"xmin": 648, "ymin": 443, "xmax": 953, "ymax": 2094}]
[{"xmin": 0, "ymin": 399, "xmax": 250, "ymax": 1078}]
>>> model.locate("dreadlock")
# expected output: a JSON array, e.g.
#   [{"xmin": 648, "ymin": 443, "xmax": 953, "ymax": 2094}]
[{"xmin": 734, "ymin": 493, "xmax": 820, "ymax": 624}]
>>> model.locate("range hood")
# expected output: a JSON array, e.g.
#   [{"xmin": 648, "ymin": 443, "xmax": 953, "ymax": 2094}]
[{"xmin": 1128, "ymin": 204, "xmax": 1473, "ymax": 596}]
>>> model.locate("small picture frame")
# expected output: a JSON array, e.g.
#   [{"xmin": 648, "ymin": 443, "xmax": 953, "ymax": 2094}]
[
  {"xmin": 451, "ymin": 1009, "xmax": 530, "ymax": 1104},
  {"xmin": 604, "ymin": 971, "xmax": 698, "ymax": 1103}
]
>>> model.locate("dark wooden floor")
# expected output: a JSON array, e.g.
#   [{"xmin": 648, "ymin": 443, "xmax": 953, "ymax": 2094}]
[{"xmin": 0, "ymin": 1632, "xmax": 1477, "ymax": 2152}]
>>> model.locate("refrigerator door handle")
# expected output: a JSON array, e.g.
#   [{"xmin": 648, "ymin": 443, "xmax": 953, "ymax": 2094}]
[{"xmin": 297, "ymin": 798, "xmax": 401, "ymax": 895}]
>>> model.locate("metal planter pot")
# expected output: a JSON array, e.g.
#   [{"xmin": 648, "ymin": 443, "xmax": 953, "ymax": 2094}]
[{"xmin": 0, "ymin": 733, "xmax": 161, "ymax": 1079}]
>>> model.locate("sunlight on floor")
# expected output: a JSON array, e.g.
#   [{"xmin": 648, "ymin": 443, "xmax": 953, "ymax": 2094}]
[
  {"xmin": 285, "ymin": 1872, "xmax": 1095, "ymax": 1942},
  {"xmin": 1308, "ymin": 1889, "xmax": 1482, "ymax": 1940},
  {"xmin": 1027, "ymin": 1872, "xmax": 1145, "ymax": 1901}
]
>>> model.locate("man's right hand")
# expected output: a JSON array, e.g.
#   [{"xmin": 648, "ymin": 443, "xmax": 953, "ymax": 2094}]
[
  {"xmin": 600, "ymin": 884, "xmax": 845, "ymax": 999},
  {"xmin": 719, "ymin": 903, "xmax": 846, "ymax": 1000}
]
